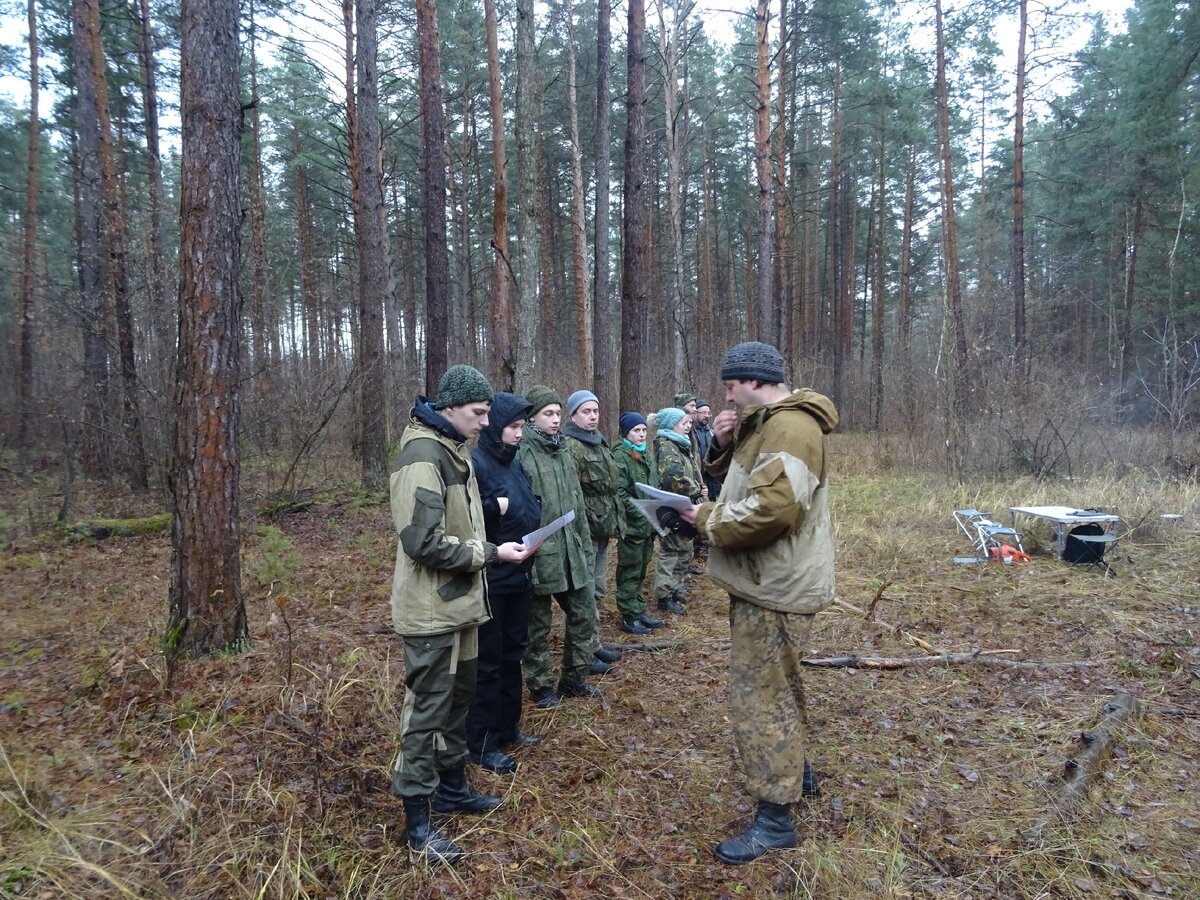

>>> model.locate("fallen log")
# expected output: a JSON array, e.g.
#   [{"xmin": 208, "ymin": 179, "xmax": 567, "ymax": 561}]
[
  {"xmin": 604, "ymin": 640, "xmax": 685, "ymax": 652},
  {"xmin": 800, "ymin": 650, "xmax": 1105, "ymax": 671},
  {"xmin": 1050, "ymin": 693, "xmax": 1144, "ymax": 816},
  {"xmin": 69, "ymin": 513, "xmax": 171, "ymax": 540}
]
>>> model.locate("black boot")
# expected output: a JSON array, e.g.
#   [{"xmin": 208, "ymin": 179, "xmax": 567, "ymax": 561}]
[
  {"xmin": 403, "ymin": 796, "xmax": 464, "ymax": 863},
  {"xmin": 470, "ymin": 747, "xmax": 518, "ymax": 774},
  {"xmin": 558, "ymin": 680, "xmax": 602, "ymax": 699},
  {"xmin": 590, "ymin": 658, "xmax": 614, "ymax": 675},
  {"xmin": 714, "ymin": 800, "xmax": 796, "ymax": 865},
  {"xmin": 432, "ymin": 763, "xmax": 501, "ymax": 814},
  {"xmin": 658, "ymin": 595, "xmax": 686, "ymax": 615},
  {"xmin": 595, "ymin": 645, "xmax": 623, "ymax": 663}
]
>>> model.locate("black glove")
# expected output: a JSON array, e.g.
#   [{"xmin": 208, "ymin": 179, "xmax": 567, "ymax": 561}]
[{"xmin": 656, "ymin": 507, "xmax": 697, "ymax": 538}]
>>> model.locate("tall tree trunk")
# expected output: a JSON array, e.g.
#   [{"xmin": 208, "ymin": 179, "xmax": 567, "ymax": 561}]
[
  {"xmin": 244, "ymin": 0, "xmax": 270, "ymax": 422},
  {"xmin": 774, "ymin": 0, "xmax": 794, "ymax": 358},
  {"xmin": 563, "ymin": 2, "xmax": 591, "ymax": 383},
  {"xmin": 898, "ymin": 147, "xmax": 916, "ymax": 423},
  {"xmin": 72, "ymin": 0, "xmax": 111, "ymax": 478},
  {"xmin": 592, "ymin": 0, "xmax": 615, "ymax": 424},
  {"xmin": 656, "ymin": 0, "xmax": 688, "ymax": 389},
  {"xmin": 355, "ymin": 0, "xmax": 391, "ymax": 490},
  {"xmin": 1119, "ymin": 194, "xmax": 1143, "ymax": 392},
  {"xmin": 1012, "ymin": 0, "xmax": 1028, "ymax": 377},
  {"xmin": 168, "ymin": 0, "xmax": 247, "ymax": 661},
  {"xmin": 514, "ymin": 0, "xmax": 540, "ymax": 384},
  {"xmin": 620, "ymin": 0, "xmax": 647, "ymax": 413},
  {"xmin": 871, "ymin": 124, "xmax": 886, "ymax": 430},
  {"xmin": 134, "ymin": 0, "xmax": 172, "ymax": 431},
  {"xmin": 754, "ymin": 0, "xmax": 773, "ymax": 342},
  {"xmin": 18, "ymin": 0, "xmax": 39, "ymax": 458},
  {"xmin": 416, "ymin": 0, "xmax": 449, "ymax": 393},
  {"xmin": 828, "ymin": 62, "xmax": 844, "ymax": 408},
  {"xmin": 484, "ymin": 0, "xmax": 514, "ymax": 389},
  {"xmin": 935, "ymin": 0, "xmax": 969, "ymax": 408}
]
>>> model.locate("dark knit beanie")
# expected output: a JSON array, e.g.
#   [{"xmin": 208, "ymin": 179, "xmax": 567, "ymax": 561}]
[
  {"xmin": 526, "ymin": 385, "xmax": 562, "ymax": 415},
  {"xmin": 720, "ymin": 341, "xmax": 786, "ymax": 384},
  {"xmin": 434, "ymin": 364, "xmax": 494, "ymax": 409},
  {"xmin": 567, "ymin": 389, "xmax": 600, "ymax": 416},
  {"xmin": 695, "ymin": 398, "xmax": 711, "ymax": 410},
  {"xmin": 618, "ymin": 411, "xmax": 647, "ymax": 437},
  {"xmin": 673, "ymin": 392, "xmax": 696, "ymax": 408}
]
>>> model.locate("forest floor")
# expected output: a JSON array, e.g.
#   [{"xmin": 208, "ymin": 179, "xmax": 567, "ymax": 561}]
[{"xmin": 1, "ymin": 435, "xmax": 1198, "ymax": 899}]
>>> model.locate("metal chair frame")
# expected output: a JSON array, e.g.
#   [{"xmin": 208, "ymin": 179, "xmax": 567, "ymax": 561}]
[{"xmin": 954, "ymin": 508, "xmax": 1027, "ymax": 561}]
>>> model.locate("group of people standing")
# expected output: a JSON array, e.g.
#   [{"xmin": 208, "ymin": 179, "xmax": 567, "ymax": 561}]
[{"xmin": 387, "ymin": 341, "xmax": 840, "ymax": 869}]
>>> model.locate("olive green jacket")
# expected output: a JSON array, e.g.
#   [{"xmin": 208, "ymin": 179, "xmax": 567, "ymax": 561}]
[
  {"xmin": 613, "ymin": 440, "xmax": 657, "ymax": 541},
  {"xmin": 389, "ymin": 413, "xmax": 496, "ymax": 637},
  {"xmin": 562, "ymin": 423, "xmax": 626, "ymax": 540},
  {"xmin": 517, "ymin": 427, "xmax": 594, "ymax": 595},
  {"xmin": 697, "ymin": 389, "xmax": 839, "ymax": 614}
]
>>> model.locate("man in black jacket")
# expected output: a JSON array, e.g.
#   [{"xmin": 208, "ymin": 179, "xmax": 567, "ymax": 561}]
[{"xmin": 466, "ymin": 392, "xmax": 544, "ymax": 774}]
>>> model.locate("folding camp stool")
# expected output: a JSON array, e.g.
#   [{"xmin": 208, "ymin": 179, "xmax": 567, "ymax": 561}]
[{"xmin": 953, "ymin": 509, "xmax": 1027, "ymax": 563}]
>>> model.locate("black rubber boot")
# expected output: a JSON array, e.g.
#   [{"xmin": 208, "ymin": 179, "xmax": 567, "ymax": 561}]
[
  {"xmin": 714, "ymin": 800, "xmax": 796, "ymax": 865},
  {"xmin": 432, "ymin": 763, "xmax": 501, "ymax": 814},
  {"xmin": 403, "ymin": 796, "xmax": 464, "ymax": 864},
  {"xmin": 595, "ymin": 645, "xmax": 623, "ymax": 663},
  {"xmin": 658, "ymin": 596, "xmax": 686, "ymax": 615},
  {"xmin": 558, "ymin": 680, "xmax": 602, "ymax": 699}
]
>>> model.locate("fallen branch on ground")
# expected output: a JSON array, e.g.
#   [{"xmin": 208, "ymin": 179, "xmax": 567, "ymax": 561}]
[
  {"xmin": 800, "ymin": 650, "xmax": 1105, "ymax": 670},
  {"xmin": 1050, "ymin": 693, "xmax": 1144, "ymax": 816},
  {"xmin": 833, "ymin": 596, "xmax": 944, "ymax": 654},
  {"xmin": 605, "ymin": 640, "xmax": 684, "ymax": 652},
  {"xmin": 68, "ymin": 514, "xmax": 171, "ymax": 540}
]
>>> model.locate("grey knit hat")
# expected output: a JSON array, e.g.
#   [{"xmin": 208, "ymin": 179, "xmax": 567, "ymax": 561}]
[
  {"xmin": 567, "ymin": 389, "xmax": 599, "ymax": 416},
  {"xmin": 434, "ymin": 364, "xmax": 494, "ymax": 409},
  {"xmin": 526, "ymin": 385, "xmax": 562, "ymax": 415},
  {"xmin": 720, "ymin": 341, "xmax": 786, "ymax": 384}
]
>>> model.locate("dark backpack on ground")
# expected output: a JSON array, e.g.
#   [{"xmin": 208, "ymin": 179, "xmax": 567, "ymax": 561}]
[{"xmin": 1063, "ymin": 522, "xmax": 1106, "ymax": 565}]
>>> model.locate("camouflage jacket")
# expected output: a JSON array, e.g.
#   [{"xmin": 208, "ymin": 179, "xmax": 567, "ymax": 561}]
[
  {"xmin": 517, "ymin": 426, "xmax": 595, "ymax": 595},
  {"xmin": 653, "ymin": 433, "xmax": 704, "ymax": 502},
  {"xmin": 697, "ymin": 389, "xmax": 839, "ymax": 614},
  {"xmin": 613, "ymin": 440, "xmax": 657, "ymax": 540},
  {"xmin": 562, "ymin": 423, "xmax": 626, "ymax": 540},
  {"xmin": 389, "ymin": 400, "xmax": 495, "ymax": 637}
]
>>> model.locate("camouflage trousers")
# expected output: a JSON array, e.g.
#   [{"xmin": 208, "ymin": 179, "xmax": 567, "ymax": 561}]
[
  {"xmin": 590, "ymin": 536, "xmax": 611, "ymax": 604},
  {"xmin": 654, "ymin": 531, "xmax": 692, "ymax": 599},
  {"xmin": 614, "ymin": 533, "xmax": 655, "ymax": 620},
  {"xmin": 729, "ymin": 597, "xmax": 814, "ymax": 804},
  {"xmin": 523, "ymin": 584, "xmax": 597, "ymax": 693},
  {"xmin": 391, "ymin": 627, "xmax": 479, "ymax": 799}
]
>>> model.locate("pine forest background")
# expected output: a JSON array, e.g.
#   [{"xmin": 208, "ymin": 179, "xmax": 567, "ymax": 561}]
[{"xmin": 1, "ymin": 0, "xmax": 1198, "ymax": 495}]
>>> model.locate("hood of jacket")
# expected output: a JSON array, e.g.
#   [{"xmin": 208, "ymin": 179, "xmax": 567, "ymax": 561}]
[
  {"xmin": 734, "ymin": 388, "xmax": 838, "ymax": 441},
  {"xmin": 411, "ymin": 396, "xmax": 467, "ymax": 443},
  {"xmin": 478, "ymin": 392, "xmax": 533, "ymax": 464}
]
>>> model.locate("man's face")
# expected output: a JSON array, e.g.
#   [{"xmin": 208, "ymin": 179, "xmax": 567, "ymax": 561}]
[
  {"xmin": 501, "ymin": 419, "xmax": 525, "ymax": 447},
  {"xmin": 442, "ymin": 401, "xmax": 491, "ymax": 439},
  {"xmin": 531, "ymin": 403, "xmax": 562, "ymax": 434},
  {"xmin": 695, "ymin": 405, "xmax": 711, "ymax": 426},
  {"xmin": 683, "ymin": 400, "xmax": 698, "ymax": 415},
  {"xmin": 571, "ymin": 400, "xmax": 600, "ymax": 431},
  {"xmin": 723, "ymin": 380, "xmax": 760, "ymax": 412}
]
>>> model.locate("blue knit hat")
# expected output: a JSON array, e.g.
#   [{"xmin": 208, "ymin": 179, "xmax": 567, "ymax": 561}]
[
  {"xmin": 656, "ymin": 407, "xmax": 686, "ymax": 432},
  {"xmin": 567, "ymin": 389, "xmax": 599, "ymax": 416},
  {"xmin": 618, "ymin": 411, "xmax": 647, "ymax": 438}
]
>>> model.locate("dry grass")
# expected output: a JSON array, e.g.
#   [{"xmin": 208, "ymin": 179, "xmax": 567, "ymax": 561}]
[{"xmin": 1, "ymin": 438, "xmax": 1197, "ymax": 898}]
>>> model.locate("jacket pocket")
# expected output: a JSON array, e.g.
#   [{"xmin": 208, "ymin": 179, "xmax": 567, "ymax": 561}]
[{"xmin": 438, "ymin": 572, "xmax": 474, "ymax": 602}]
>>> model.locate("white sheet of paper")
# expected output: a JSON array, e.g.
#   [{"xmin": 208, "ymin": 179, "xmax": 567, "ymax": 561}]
[
  {"xmin": 522, "ymin": 509, "xmax": 575, "ymax": 550},
  {"xmin": 628, "ymin": 499, "xmax": 670, "ymax": 537},
  {"xmin": 634, "ymin": 482, "xmax": 694, "ymax": 510}
]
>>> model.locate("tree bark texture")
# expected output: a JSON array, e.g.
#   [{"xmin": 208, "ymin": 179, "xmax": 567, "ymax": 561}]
[
  {"xmin": 355, "ymin": 0, "xmax": 391, "ymax": 490},
  {"xmin": 168, "ymin": 0, "xmax": 248, "ymax": 659},
  {"xmin": 592, "ymin": 0, "xmax": 615, "ymax": 430},
  {"xmin": 417, "ymin": 0, "xmax": 449, "ymax": 393},
  {"xmin": 484, "ymin": 0, "xmax": 513, "ymax": 389},
  {"xmin": 19, "ymin": 0, "xmax": 39, "ymax": 457},
  {"xmin": 514, "ymin": 0, "xmax": 540, "ymax": 385},
  {"xmin": 1013, "ymin": 0, "xmax": 1028, "ymax": 376},
  {"xmin": 563, "ymin": 2, "xmax": 592, "ymax": 384},
  {"xmin": 754, "ymin": 0, "xmax": 773, "ymax": 343},
  {"xmin": 620, "ymin": 0, "xmax": 648, "ymax": 414}
]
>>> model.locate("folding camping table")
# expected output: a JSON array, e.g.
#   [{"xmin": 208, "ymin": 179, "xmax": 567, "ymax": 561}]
[{"xmin": 1009, "ymin": 506, "xmax": 1120, "ymax": 559}]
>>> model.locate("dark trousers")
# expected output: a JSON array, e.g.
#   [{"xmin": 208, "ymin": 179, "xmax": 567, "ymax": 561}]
[{"xmin": 466, "ymin": 588, "xmax": 532, "ymax": 753}]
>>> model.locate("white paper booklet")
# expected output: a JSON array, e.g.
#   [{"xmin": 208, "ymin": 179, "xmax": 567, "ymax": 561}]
[
  {"xmin": 629, "ymin": 483, "xmax": 694, "ymax": 537},
  {"xmin": 522, "ymin": 509, "xmax": 575, "ymax": 550}
]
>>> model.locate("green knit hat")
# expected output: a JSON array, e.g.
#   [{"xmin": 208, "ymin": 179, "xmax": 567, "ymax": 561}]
[
  {"xmin": 434, "ymin": 364, "xmax": 494, "ymax": 409},
  {"xmin": 526, "ymin": 385, "xmax": 562, "ymax": 415},
  {"xmin": 673, "ymin": 392, "xmax": 697, "ymax": 408}
]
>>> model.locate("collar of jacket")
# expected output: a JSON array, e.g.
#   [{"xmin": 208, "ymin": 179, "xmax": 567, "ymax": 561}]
[
  {"xmin": 733, "ymin": 388, "xmax": 839, "ymax": 441},
  {"xmin": 562, "ymin": 422, "xmax": 604, "ymax": 447},
  {"xmin": 411, "ymin": 396, "xmax": 467, "ymax": 443},
  {"xmin": 658, "ymin": 428, "xmax": 692, "ymax": 449},
  {"xmin": 527, "ymin": 424, "xmax": 564, "ymax": 448}
]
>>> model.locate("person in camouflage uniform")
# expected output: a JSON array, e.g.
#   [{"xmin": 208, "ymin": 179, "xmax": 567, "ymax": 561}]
[
  {"xmin": 389, "ymin": 365, "xmax": 535, "ymax": 864},
  {"xmin": 611, "ymin": 412, "xmax": 665, "ymax": 635},
  {"xmin": 652, "ymin": 406, "xmax": 706, "ymax": 615},
  {"xmin": 679, "ymin": 342, "xmax": 838, "ymax": 865},
  {"xmin": 561, "ymin": 389, "xmax": 626, "ymax": 669},
  {"xmin": 517, "ymin": 386, "xmax": 603, "ymax": 708}
]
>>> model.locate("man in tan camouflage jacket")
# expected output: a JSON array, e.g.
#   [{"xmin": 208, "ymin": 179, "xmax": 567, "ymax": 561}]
[{"xmin": 680, "ymin": 341, "xmax": 838, "ymax": 865}]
